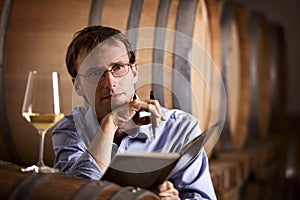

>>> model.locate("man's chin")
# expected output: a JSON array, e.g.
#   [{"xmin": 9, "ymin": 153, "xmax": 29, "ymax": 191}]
[
  {"xmin": 111, "ymin": 99, "xmax": 129, "ymax": 110},
  {"xmin": 111, "ymin": 103, "xmax": 125, "ymax": 111},
  {"xmin": 96, "ymin": 95, "xmax": 129, "ymax": 111}
]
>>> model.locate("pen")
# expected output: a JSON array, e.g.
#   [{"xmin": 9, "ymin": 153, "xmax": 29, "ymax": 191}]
[{"xmin": 150, "ymin": 91, "xmax": 156, "ymax": 139}]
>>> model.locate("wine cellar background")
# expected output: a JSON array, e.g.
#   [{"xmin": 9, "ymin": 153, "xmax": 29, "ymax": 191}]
[{"xmin": 1, "ymin": 0, "xmax": 300, "ymax": 199}]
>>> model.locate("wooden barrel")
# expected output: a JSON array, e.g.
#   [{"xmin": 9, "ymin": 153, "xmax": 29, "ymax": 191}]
[
  {"xmin": 217, "ymin": 1, "xmax": 251, "ymax": 150},
  {"xmin": 0, "ymin": 0, "xmax": 223, "ymax": 165},
  {"xmin": 269, "ymin": 23, "xmax": 287, "ymax": 133},
  {"xmin": 209, "ymin": 158, "xmax": 242, "ymax": 198},
  {"xmin": 0, "ymin": 0, "xmax": 91, "ymax": 165},
  {"xmin": 85, "ymin": 0, "xmax": 224, "ymax": 156},
  {"xmin": 94, "ymin": 0, "xmax": 223, "ymax": 135},
  {"xmin": 248, "ymin": 11, "xmax": 271, "ymax": 139},
  {"xmin": 0, "ymin": 0, "xmax": 15, "ymax": 162},
  {"xmin": 0, "ymin": 161, "xmax": 159, "ymax": 200}
]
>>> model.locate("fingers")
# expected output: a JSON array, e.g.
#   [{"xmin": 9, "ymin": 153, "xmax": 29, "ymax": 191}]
[
  {"xmin": 112, "ymin": 103, "xmax": 137, "ymax": 128},
  {"xmin": 112, "ymin": 98, "xmax": 166, "ymax": 129},
  {"xmin": 136, "ymin": 99, "xmax": 167, "ymax": 126},
  {"xmin": 156, "ymin": 181, "xmax": 180, "ymax": 200},
  {"xmin": 159, "ymin": 190, "xmax": 180, "ymax": 200},
  {"xmin": 145, "ymin": 100, "xmax": 166, "ymax": 120},
  {"xmin": 132, "ymin": 113, "xmax": 151, "ymax": 125},
  {"xmin": 157, "ymin": 181, "xmax": 173, "ymax": 192}
]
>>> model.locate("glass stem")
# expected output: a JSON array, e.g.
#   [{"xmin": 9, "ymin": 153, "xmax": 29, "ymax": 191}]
[{"xmin": 37, "ymin": 130, "xmax": 46, "ymax": 167}]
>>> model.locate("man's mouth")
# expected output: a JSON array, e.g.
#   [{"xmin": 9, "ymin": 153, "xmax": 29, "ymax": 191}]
[{"xmin": 102, "ymin": 93, "xmax": 124, "ymax": 100}]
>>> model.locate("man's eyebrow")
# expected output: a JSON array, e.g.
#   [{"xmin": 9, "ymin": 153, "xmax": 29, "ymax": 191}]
[
  {"xmin": 79, "ymin": 66, "xmax": 103, "ymax": 74},
  {"xmin": 81, "ymin": 59, "xmax": 130, "ymax": 73},
  {"xmin": 110, "ymin": 62, "xmax": 127, "ymax": 66},
  {"xmin": 110, "ymin": 60, "xmax": 131, "ymax": 65}
]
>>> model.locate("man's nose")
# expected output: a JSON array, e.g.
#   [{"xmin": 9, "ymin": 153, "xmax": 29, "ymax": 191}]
[{"xmin": 104, "ymin": 71, "xmax": 117, "ymax": 89}]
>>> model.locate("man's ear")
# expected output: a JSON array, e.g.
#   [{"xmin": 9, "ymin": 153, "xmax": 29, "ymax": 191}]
[
  {"xmin": 73, "ymin": 77, "xmax": 84, "ymax": 96},
  {"xmin": 132, "ymin": 64, "xmax": 138, "ymax": 83}
]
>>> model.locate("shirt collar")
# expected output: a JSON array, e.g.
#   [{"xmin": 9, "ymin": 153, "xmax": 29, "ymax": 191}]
[
  {"xmin": 124, "ymin": 124, "xmax": 153, "ymax": 140},
  {"xmin": 125, "ymin": 121, "xmax": 166, "ymax": 142}
]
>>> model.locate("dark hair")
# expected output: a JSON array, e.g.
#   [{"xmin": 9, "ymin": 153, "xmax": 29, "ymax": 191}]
[{"xmin": 66, "ymin": 25, "xmax": 135, "ymax": 78}]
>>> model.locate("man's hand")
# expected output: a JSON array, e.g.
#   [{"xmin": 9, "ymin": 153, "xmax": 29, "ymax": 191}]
[
  {"xmin": 112, "ymin": 98, "xmax": 166, "ymax": 130},
  {"xmin": 155, "ymin": 181, "xmax": 180, "ymax": 200},
  {"xmin": 89, "ymin": 98, "xmax": 166, "ymax": 172}
]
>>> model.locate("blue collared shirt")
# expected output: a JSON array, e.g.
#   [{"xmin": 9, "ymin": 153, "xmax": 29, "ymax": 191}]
[{"xmin": 52, "ymin": 106, "xmax": 216, "ymax": 199}]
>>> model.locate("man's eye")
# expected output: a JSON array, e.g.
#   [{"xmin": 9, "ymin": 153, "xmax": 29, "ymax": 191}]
[
  {"xmin": 87, "ymin": 70, "xmax": 103, "ymax": 77},
  {"xmin": 113, "ymin": 64, "xmax": 124, "ymax": 70}
]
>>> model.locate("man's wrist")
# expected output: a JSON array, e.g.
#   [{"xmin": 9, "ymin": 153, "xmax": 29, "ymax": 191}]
[{"xmin": 100, "ymin": 112, "xmax": 118, "ymax": 136}]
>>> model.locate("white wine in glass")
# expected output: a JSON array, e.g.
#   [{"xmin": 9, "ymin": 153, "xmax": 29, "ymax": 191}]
[{"xmin": 21, "ymin": 70, "xmax": 64, "ymax": 173}]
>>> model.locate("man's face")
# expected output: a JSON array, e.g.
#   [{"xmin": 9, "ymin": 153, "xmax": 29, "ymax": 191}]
[{"xmin": 75, "ymin": 41, "xmax": 138, "ymax": 120}]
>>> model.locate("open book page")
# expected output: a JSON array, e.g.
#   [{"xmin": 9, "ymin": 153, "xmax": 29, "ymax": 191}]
[
  {"xmin": 167, "ymin": 120, "xmax": 221, "ymax": 178},
  {"xmin": 101, "ymin": 153, "xmax": 179, "ymax": 188}
]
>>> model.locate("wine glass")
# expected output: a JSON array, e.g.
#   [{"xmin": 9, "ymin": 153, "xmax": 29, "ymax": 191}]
[{"xmin": 21, "ymin": 70, "xmax": 64, "ymax": 173}]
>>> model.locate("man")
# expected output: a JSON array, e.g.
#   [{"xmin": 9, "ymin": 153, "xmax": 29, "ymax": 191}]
[{"xmin": 52, "ymin": 25, "xmax": 216, "ymax": 199}]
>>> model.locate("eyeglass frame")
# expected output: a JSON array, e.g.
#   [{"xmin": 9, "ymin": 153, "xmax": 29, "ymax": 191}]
[{"xmin": 77, "ymin": 63, "xmax": 136, "ymax": 84}]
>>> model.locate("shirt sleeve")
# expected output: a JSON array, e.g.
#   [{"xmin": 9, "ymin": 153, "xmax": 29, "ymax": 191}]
[
  {"xmin": 52, "ymin": 115, "xmax": 103, "ymax": 180},
  {"xmin": 170, "ymin": 149, "xmax": 216, "ymax": 200},
  {"xmin": 167, "ymin": 111, "xmax": 217, "ymax": 200}
]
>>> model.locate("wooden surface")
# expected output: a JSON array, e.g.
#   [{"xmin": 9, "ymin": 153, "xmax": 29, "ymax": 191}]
[
  {"xmin": 0, "ymin": 0, "xmax": 224, "ymax": 164},
  {"xmin": 96, "ymin": 0, "xmax": 222, "ymax": 133},
  {"xmin": 0, "ymin": 161, "xmax": 159, "ymax": 200},
  {"xmin": 218, "ymin": 1, "xmax": 251, "ymax": 151},
  {"xmin": 269, "ymin": 24, "xmax": 287, "ymax": 133},
  {"xmin": 1, "ymin": 0, "xmax": 92, "ymax": 165},
  {"xmin": 248, "ymin": 11, "xmax": 271, "ymax": 139}
]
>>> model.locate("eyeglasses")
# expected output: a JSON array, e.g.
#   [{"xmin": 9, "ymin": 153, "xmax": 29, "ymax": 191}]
[{"xmin": 78, "ymin": 63, "xmax": 135, "ymax": 84}]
